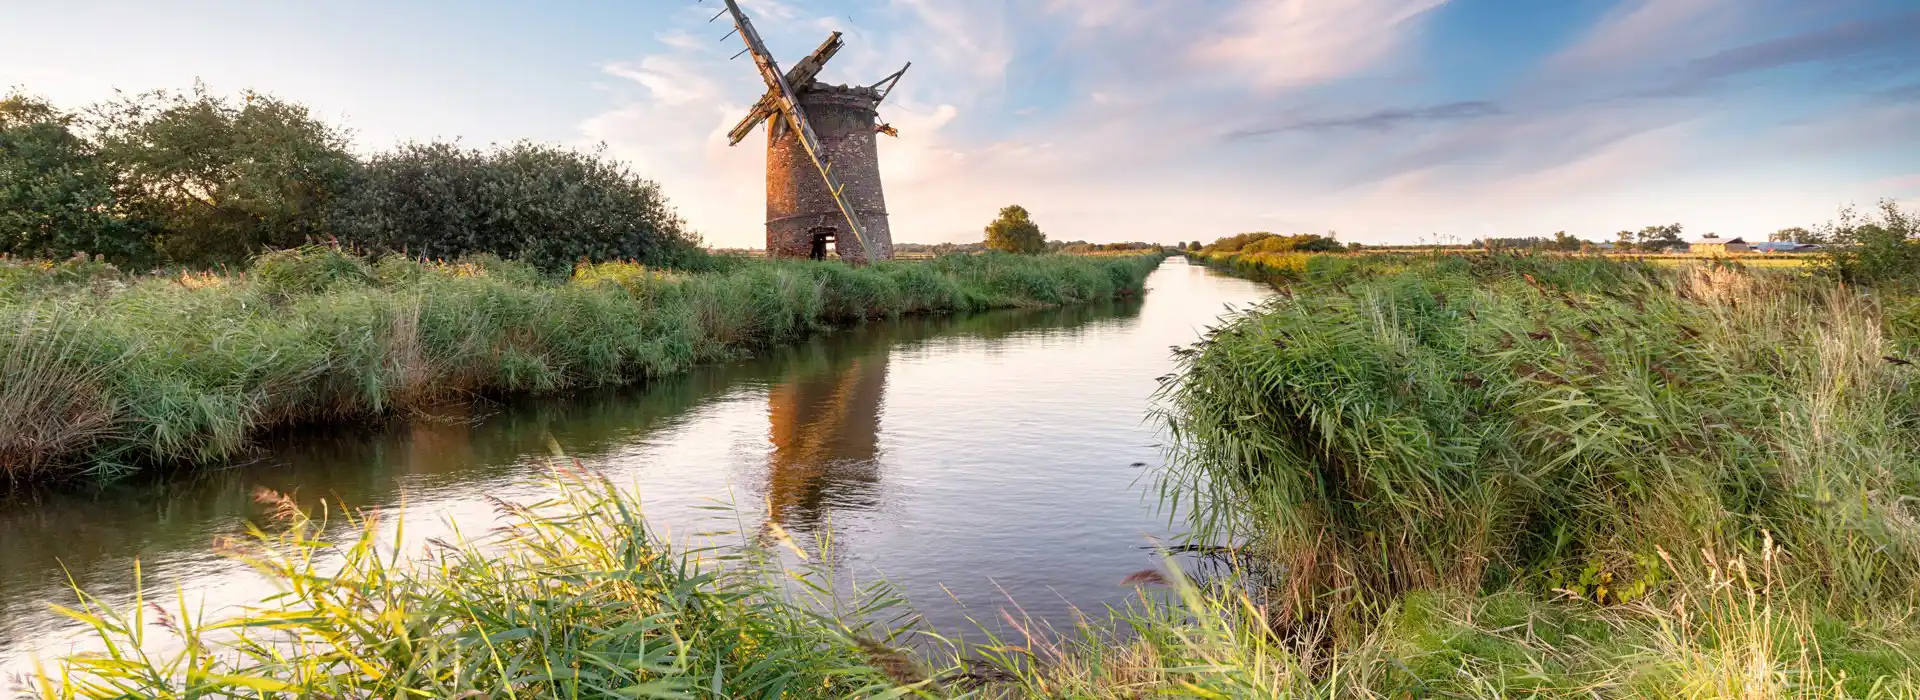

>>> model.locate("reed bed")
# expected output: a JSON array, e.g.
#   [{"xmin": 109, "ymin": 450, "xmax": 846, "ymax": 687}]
[
  {"xmin": 36, "ymin": 251, "xmax": 1920, "ymax": 698},
  {"xmin": 1135, "ymin": 251, "xmax": 1920, "ymax": 695},
  {"xmin": 0, "ymin": 248, "xmax": 1163, "ymax": 482},
  {"xmin": 32, "ymin": 466, "xmax": 934, "ymax": 698}
]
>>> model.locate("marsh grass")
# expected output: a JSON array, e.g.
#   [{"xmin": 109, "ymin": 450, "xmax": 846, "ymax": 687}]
[
  {"xmin": 1, "ymin": 248, "xmax": 1163, "ymax": 482},
  {"xmin": 36, "ymin": 477, "xmax": 1920, "ymax": 699},
  {"xmin": 33, "ymin": 465, "xmax": 936, "ymax": 699},
  {"xmin": 1161, "ymin": 253, "xmax": 1920, "ymax": 620},
  {"xmin": 38, "ymin": 250, "xmax": 1920, "ymax": 698}
]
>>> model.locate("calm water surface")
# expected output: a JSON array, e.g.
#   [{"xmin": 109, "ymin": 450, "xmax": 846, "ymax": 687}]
[{"xmin": 0, "ymin": 257, "xmax": 1269, "ymax": 675}]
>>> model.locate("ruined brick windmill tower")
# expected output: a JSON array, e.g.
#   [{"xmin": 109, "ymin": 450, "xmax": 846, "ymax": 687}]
[{"xmin": 716, "ymin": 0, "xmax": 908, "ymax": 263}]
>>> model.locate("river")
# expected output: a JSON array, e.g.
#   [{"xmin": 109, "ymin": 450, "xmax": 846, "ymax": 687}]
[{"xmin": 0, "ymin": 256, "xmax": 1270, "ymax": 676}]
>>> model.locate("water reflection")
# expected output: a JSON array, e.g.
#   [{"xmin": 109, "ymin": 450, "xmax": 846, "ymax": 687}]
[
  {"xmin": 3, "ymin": 259, "xmax": 1279, "ymax": 676},
  {"xmin": 767, "ymin": 345, "xmax": 886, "ymax": 527},
  {"xmin": 0, "ymin": 296, "xmax": 1154, "ymax": 669}
]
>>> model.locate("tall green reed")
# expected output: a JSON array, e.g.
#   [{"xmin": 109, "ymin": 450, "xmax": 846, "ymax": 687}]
[
  {"xmin": 1159, "ymin": 253, "xmax": 1920, "ymax": 625},
  {"xmin": 34, "ymin": 464, "xmax": 941, "ymax": 698},
  {"xmin": 0, "ymin": 248, "xmax": 1164, "ymax": 482}
]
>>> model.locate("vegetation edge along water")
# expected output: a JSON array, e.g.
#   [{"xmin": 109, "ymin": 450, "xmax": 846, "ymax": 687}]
[
  {"xmin": 1158, "ymin": 241, "xmax": 1920, "ymax": 695},
  {"xmin": 0, "ymin": 247, "xmax": 1165, "ymax": 484},
  {"xmin": 43, "ymin": 248, "xmax": 1920, "ymax": 698}
]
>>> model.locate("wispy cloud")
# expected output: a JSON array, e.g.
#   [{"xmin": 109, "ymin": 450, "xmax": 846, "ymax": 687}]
[
  {"xmin": 1197, "ymin": 0, "xmax": 1448, "ymax": 88},
  {"xmin": 579, "ymin": 0, "xmax": 1919, "ymax": 247},
  {"xmin": 1228, "ymin": 101, "xmax": 1500, "ymax": 138},
  {"xmin": 1688, "ymin": 11, "xmax": 1920, "ymax": 79}
]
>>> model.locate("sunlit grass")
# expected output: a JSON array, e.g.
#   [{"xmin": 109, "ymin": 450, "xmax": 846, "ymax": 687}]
[
  {"xmin": 33, "ymin": 465, "xmax": 935, "ymax": 698},
  {"xmin": 0, "ymin": 248, "xmax": 1164, "ymax": 482}
]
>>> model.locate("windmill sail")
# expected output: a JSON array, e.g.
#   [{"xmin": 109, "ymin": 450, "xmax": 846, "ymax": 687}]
[
  {"xmin": 717, "ymin": 0, "xmax": 876, "ymax": 262},
  {"xmin": 727, "ymin": 32, "xmax": 843, "ymax": 146}
]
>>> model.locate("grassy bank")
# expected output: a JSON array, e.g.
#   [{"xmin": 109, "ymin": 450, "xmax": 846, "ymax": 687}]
[
  {"xmin": 1150, "ymin": 251, "xmax": 1920, "ymax": 695},
  {"xmin": 0, "ymin": 248, "xmax": 1163, "ymax": 482},
  {"xmin": 35, "ymin": 467, "xmax": 929, "ymax": 698},
  {"xmin": 37, "ymin": 252, "xmax": 1920, "ymax": 697}
]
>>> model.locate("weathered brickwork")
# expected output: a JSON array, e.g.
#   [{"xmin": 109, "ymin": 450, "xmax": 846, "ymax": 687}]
[{"xmin": 766, "ymin": 83, "xmax": 893, "ymax": 262}]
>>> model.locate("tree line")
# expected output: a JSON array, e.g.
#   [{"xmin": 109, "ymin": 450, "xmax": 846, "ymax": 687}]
[
  {"xmin": 0, "ymin": 85, "xmax": 702, "ymax": 273},
  {"xmin": 1185, "ymin": 232, "xmax": 1345, "ymax": 255}
]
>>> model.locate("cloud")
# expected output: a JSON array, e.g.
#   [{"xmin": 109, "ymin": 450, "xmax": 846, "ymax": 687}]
[
  {"xmin": 580, "ymin": 0, "xmax": 1915, "ymax": 248},
  {"xmin": 602, "ymin": 56, "xmax": 721, "ymax": 107},
  {"xmin": 1543, "ymin": 0, "xmax": 1742, "ymax": 79},
  {"xmin": 1197, "ymin": 0, "xmax": 1448, "ymax": 88},
  {"xmin": 1228, "ymin": 101, "xmax": 1500, "ymax": 138},
  {"xmin": 1654, "ymin": 10, "xmax": 1920, "ymax": 94}
]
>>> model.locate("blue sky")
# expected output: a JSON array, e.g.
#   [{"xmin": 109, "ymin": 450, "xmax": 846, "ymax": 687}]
[{"xmin": 4, "ymin": 0, "xmax": 1917, "ymax": 247}]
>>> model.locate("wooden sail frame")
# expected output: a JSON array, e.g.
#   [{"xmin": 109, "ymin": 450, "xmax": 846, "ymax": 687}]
[{"xmin": 717, "ymin": 0, "xmax": 876, "ymax": 263}]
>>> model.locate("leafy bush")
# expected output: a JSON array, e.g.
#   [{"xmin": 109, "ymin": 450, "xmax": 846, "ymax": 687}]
[
  {"xmin": 1201, "ymin": 231, "xmax": 1341, "ymax": 254},
  {"xmin": 91, "ymin": 86, "xmax": 357, "ymax": 266},
  {"xmin": 333, "ymin": 141, "xmax": 701, "ymax": 273},
  {"xmin": 5, "ymin": 86, "xmax": 715, "ymax": 273},
  {"xmin": 0, "ymin": 94, "xmax": 146, "ymax": 263},
  {"xmin": 1818, "ymin": 200, "xmax": 1920, "ymax": 287},
  {"xmin": 984, "ymin": 205, "xmax": 1046, "ymax": 254}
]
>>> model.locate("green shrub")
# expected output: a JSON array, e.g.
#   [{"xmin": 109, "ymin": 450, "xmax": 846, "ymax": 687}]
[
  {"xmin": 1819, "ymin": 200, "xmax": 1920, "ymax": 287},
  {"xmin": 91, "ymin": 87, "xmax": 357, "ymax": 266},
  {"xmin": 0, "ymin": 94, "xmax": 148, "ymax": 264},
  {"xmin": 983, "ymin": 205, "xmax": 1046, "ymax": 254},
  {"xmin": 332, "ymin": 141, "xmax": 702, "ymax": 273}
]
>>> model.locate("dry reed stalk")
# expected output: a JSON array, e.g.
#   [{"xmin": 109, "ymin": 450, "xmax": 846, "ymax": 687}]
[{"xmin": 0, "ymin": 313, "xmax": 125, "ymax": 479}]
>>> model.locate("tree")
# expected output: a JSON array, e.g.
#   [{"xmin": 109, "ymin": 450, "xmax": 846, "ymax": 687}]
[
  {"xmin": 0, "ymin": 93, "xmax": 145, "ymax": 262},
  {"xmin": 1636, "ymin": 223, "xmax": 1685, "ymax": 252},
  {"xmin": 1818, "ymin": 200, "xmax": 1920, "ymax": 285},
  {"xmin": 983, "ymin": 205, "xmax": 1045, "ymax": 254},
  {"xmin": 1771, "ymin": 226, "xmax": 1823, "ymax": 244},
  {"xmin": 90, "ymin": 86, "xmax": 357, "ymax": 266},
  {"xmin": 1614, "ymin": 230, "xmax": 1636, "ymax": 252},
  {"xmin": 332, "ymin": 141, "xmax": 700, "ymax": 274},
  {"xmin": 1188, "ymin": 240, "xmax": 1202, "ymax": 252},
  {"xmin": 1552, "ymin": 231, "xmax": 1581, "ymax": 251}
]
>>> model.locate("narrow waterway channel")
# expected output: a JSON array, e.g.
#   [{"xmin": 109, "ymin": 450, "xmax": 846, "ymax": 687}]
[{"xmin": 0, "ymin": 257, "xmax": 1270, "ymax": 675}]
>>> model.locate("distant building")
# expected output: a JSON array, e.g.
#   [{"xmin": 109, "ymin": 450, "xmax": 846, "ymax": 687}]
[
  {"xmin": 1750, "ymin": 241, "xmax": 1819, "ymax": 253},
  {"xmin": 1690, "ymin": 236, "xmax": 1748, "ymax": 255}
]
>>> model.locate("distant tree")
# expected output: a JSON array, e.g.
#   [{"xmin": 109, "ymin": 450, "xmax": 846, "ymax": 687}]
[
  {"xmin": 1636, "ymin": 224, "xmax": 1685, "ymax": 252},
  {"xmin": 1552, "ymin": 231, "xmax": 1582, "ymax": 251},
  {"xmin": 1614, "ymin": 230, "xmax": 1636, "ymax": 252},
  {"xmin": 90, "ymin": 86, "xmax": 357, "ymax": 266},
  {"xmin": 1346, "ymin": 241, "xmax": 1364, "ymax": 252},
  {"xmin": 983, "ymin": 205, "xmax": 1046, "ymax": 254},
  {"xmin": 1770, "ymin": 226, "xmax": 1824, "ymax": 245},
  {"xmin": 1188, "ymin": 240, "xmax": 1202, "ymax": 252},
  {"xmin": 333, "ymin": 141, "xmax": 699, "ymax": 273},
  {"xmin": 1818, "ymin": 200, "xmax": 1920, "ymax": 285},
  {"xmin": 0, "ymin": 93, "xmax": 146, "ymax": 262},
  {"xmin": 1204, "ymin": 231, "xmax": 1340, "ymax": 254}
]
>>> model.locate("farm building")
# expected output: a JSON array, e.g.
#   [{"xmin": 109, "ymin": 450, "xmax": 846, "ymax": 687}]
[
  {"xmin": 1690, "ymin": 236, "xmax": 1748, "ymax": 254},
  {"xmin": 1750, "ymin": 241, "xmax": 1820, "ymax": 253}
]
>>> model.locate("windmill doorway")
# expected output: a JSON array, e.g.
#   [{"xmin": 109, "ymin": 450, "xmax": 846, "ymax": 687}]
[{"xmin": 807, "ymin": 226, "xmax": 838, "ymax": 260}]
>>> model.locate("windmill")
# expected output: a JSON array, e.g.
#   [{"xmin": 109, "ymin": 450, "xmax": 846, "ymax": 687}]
[{"xmin": 711, "ymin": 0, "xmax": 909, "ymax": 263}]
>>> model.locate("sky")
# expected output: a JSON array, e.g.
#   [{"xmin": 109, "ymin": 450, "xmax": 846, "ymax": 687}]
[{"xmin": 3, "ymin": 0, "xmax": 1918, "ymax": 247}]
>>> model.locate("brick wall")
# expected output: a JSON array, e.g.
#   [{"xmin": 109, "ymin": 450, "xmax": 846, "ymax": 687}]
[{"xmin": 765, "ymin": 84, "xmax": 894, "ymax": 263}]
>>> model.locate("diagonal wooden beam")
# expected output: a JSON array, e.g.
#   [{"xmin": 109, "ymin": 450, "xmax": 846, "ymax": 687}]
[
  {"xmin": 719, "ymin": 1, "xmax": 874, "ymax": 262},
  {"xmin": 726, "ymin": 32, "xmax": 843, "ymax": 146}
]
